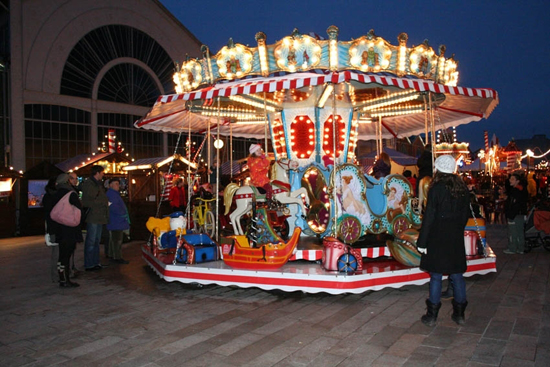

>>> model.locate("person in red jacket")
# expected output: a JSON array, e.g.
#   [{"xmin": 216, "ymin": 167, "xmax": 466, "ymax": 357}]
[
  {"xmin": 168, "ymin": 177, "xmax": 186, "ymax": 213},
  {"xmin": 248, "ymin": 144, "xmax": 273, "ymax": 200}
]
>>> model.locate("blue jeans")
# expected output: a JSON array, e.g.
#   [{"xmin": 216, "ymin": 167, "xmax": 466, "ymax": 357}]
[
  {"xmin": 84, "ymin": 223, "xmax": 103, "ymax": 268},
  {"xmin": 429, "ymin": 273, "xmax": 467, "ymax": 304}
]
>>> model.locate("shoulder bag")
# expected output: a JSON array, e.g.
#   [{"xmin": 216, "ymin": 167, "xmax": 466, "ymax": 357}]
[{"xmin": 51, "ymin": 192, "xmax": 81, "ymax": 227}]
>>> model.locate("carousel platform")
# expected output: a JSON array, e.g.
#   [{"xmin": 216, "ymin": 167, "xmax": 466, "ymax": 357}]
[{"xmin": 142, "ymin": 239, "xmax": 497, "ymax": 295}]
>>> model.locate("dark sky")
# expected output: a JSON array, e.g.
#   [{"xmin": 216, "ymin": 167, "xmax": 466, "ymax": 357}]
[{"xmin": 160, "ymin": 0, "xmax": 550, "ymax": 151}]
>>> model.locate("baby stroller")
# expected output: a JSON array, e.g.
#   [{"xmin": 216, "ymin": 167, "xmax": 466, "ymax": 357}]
[{"xmin": 524, "ymin": 198, "xmax": 550, "ymax": 252}]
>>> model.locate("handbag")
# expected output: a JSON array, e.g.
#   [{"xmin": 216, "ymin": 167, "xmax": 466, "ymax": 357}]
[{"xmin": 50, "ymin": 192, "xmax": 81, "ymax": 227}]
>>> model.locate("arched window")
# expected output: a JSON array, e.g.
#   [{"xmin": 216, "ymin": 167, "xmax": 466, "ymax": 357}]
[
  {"xmin": 98, "ymin": 63, "xmax": 160, "ymax": 107},
  {"xmin": 61, "ymin": 25, "xmax": 174, "ymax": 106}
]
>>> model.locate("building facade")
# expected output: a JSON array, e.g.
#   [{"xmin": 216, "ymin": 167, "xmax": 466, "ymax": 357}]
[{"xmin": 5, "ymin": 0, "xmax": 204, "ymax": 171}]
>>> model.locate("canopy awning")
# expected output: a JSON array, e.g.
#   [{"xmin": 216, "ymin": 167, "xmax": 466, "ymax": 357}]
[
  {"xmin": 55, "ymin": 152, "xmax": 132, "ymax": 173},
  {"xmin": 135, "ymin": 70, "xmax": 498, "ymax": 140}
]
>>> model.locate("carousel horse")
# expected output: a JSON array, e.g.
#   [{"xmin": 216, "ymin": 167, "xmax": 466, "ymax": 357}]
[
  {"xmin": 224, "ymin": 158, "xmax": 309, "ymax": 235},
  {"xmin": 417, "ymin": 176, "xmax": 432, "ymax": 213}
]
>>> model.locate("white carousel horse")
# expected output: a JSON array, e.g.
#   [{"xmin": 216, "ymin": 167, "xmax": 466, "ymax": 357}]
[{"xmin": 223, "ymin": 158, "xmax": 309, "ymax": 235}]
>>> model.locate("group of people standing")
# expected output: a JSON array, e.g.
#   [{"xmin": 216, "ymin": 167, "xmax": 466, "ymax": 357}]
[{"xmin": 44, "ymin": 165, "xmax": 130, "ymax": 288}]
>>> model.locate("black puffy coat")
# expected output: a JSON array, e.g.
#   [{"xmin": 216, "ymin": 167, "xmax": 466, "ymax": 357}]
[{"xmin": 417, "ymin": 181, "xmax": 470, "ymax": 274}]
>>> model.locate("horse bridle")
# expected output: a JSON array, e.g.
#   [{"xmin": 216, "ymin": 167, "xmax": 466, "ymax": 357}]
[{"xmin": 276, "ymin": 159, "xmax": 297, "ymax": 172}]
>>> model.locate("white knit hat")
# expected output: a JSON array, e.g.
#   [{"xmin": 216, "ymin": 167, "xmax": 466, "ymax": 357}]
[
  {"xmin": 434, "ymin": 155, "xmax": 456, "ymax": 174},
  {"xmin": 249, "ymin": 144, "xmax": 262, "ymax": 155}
]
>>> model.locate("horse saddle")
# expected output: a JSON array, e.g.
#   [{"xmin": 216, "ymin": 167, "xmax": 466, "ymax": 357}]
[{"xmin": 250, "ymin": 186, "xmax": 267, "ymax": 201}]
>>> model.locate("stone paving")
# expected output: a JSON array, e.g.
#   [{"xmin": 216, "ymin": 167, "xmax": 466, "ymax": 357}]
[{"xmin": 0, "ymin": 224, "xmax": 549, "ymax": 366}]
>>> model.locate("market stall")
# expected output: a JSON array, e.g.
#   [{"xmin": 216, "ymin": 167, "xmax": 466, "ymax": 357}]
[
  {"xmin": 0, "ymin": 166, "xmax": 23, "ymax": 238},
  {"xmin": 18, "ymin": 161, "xmax": 64, "ymax": 236}
]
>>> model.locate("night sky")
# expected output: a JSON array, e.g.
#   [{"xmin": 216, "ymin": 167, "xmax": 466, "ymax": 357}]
[{"xmin": 160, "ymin": 0, "xmax": 550, "ymax": 151}]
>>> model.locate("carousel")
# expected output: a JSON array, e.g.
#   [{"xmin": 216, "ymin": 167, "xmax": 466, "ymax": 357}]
[{"xmin": 136, "ymin": 26, "xmax": 498, "ymax": 294}]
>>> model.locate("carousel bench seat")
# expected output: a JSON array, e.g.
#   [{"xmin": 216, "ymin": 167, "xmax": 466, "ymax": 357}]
[{"xmin": 175, "ymin": 234, "xmax": 219, "ymax": 264}]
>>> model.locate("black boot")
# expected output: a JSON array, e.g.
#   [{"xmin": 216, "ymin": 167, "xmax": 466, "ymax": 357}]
[
  {"xmin": 421, "ymin": 299, "xmax": 441, "ymax": 326},
  {"xmin": 59, "ymin": 263, "xmax": 79, "ymax": 288},
  {"xmin": 451, "ymin": 299, "xmax": 467, "ymax": 325},
  {"xmin": 441, "ymin": 280, "xmax": 454, "ymax": 300},
  {"xmin": 58, "ymin": 262, "xmax": 68, "ymax": 287},
  {"xmin": 65, "ymin": 271, "xmax": 80, "ymax": 288}
]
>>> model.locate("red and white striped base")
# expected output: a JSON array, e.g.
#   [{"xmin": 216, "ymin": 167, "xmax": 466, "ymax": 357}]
[
  {"xmin": 289, "ymin": 247, "xmax": 390, "ymax": 261},
  {"xmin": 142, "ymin": 245, "xmax": 496, "ymax": 295}
]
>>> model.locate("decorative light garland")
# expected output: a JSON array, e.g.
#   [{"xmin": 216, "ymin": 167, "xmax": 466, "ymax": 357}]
[
  {"xmin": 359, "ymin": 90, "xmax": 419, "ymax": 111},
  {"xmin": 369, "ymin": 105, "xmax": 424, "ymax": 118},
  {"xmin": 227, "ymin": 95, "xmax": 278, "ymax": 112},
  {"xmin": 190, "ymin": 105, "xmax": 261, "ymax": 120},
  {"xmin": 521, "ymin": 148, "xmax": 550, "ymax": 159},
  {"xmin": 173, "ymin": 26, "xmax": 461, "ymax": 92}
]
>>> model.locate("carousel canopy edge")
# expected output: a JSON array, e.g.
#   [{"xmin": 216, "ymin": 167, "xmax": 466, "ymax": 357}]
[{"xmin": 135, "ymin": 71, "xmax": 497, "ymax": 139}]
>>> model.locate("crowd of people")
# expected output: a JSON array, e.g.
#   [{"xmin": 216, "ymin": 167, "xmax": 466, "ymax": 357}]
[{"xmin": 43, "ymin": 165, "xmax": 131, "ymax": 288}]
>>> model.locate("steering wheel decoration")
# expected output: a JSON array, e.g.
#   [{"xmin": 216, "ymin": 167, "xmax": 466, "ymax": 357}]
[
  {"xmin": 338, "ymin": 215, "xmax": 362, "ymax": 244},
  {"xmin": 391, "ymin": 214, "xmax": 410, "ymax": 236},
  {"xmin": 337, "ymin": 252, "xmax": 359, "ymax": 273}
]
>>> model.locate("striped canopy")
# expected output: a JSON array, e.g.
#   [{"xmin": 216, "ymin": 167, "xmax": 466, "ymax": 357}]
[{"xmin": 135, "ymin": 70, "xmax": 498, "ymax": 140}]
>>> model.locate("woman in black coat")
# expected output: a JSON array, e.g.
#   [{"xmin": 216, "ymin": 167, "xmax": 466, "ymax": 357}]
[
  {"xmin": 417, "ymin": 155, "xmax": 470, "ymax": 326},
  {"xmin": 51, "ymin": 174, "xmax": 82, "ymax": 287}
]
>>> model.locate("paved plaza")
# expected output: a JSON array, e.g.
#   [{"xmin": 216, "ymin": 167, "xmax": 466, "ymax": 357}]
[{"xmin": 1, "ymin": 224, "xmax": 549, "ymax": 366}]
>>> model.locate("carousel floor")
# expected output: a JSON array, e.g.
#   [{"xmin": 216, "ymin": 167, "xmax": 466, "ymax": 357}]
[{"xmin": 142, "ymin": 238, "xmax": 497, "ymax": 295}]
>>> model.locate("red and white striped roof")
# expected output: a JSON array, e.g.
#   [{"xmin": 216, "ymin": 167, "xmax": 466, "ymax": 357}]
[{"xmin": 136, "ymin": 71, "xmax": 499, "ymax": 140}]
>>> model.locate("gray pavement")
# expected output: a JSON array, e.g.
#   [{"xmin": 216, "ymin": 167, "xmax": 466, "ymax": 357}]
[{"xmin": 0, "ymin": 224, "xmax": 549, "ymax": 366}]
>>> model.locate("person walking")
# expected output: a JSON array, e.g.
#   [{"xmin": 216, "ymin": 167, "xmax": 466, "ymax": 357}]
[
  {"xmin": 503, "ymin": 172, "xmax": 528, "ymax": 254},
  {"xmin": 417, "ymin": 155, "xmax": 470, "ymax": 326},
  {"xmin": 81, "ymin": 165, "xmax": 109, "ymax": 271},
  {"xmin": 50, "ymin": 173, "xmax": 82, "ymax": 287},
  {"xmin": 106, "ymin": 178, "xmax": 130, "ymax": 264}
]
